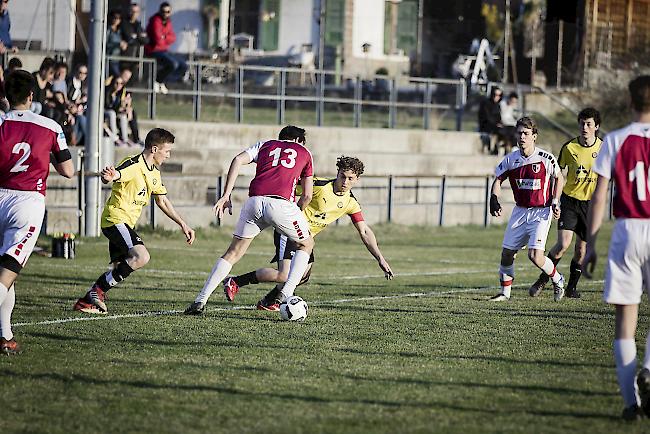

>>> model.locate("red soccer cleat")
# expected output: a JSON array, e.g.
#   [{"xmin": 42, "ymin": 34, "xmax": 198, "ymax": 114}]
[
  {"xmin": 223, "ymin": 277, "xmax": 240, "ymax": 302},
  {"xmin": 73, "ymin": 285, "xmax": 108, "ymax": 314},
  {"xmin": 1, "ymin": 337, "xmax": 21, "ymax": 355},
  {"xmin": 256, "ymin": 298, "xmax": 280, "ymax": 312}
]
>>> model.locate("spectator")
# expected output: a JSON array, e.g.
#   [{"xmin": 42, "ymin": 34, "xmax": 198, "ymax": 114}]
[
  {"xmin": 51, "ymin": 62, "xmax": 69, "ymax": 96},
  {"xmin": 478, "ymin": 86, "xmax": 503, "ymax": 155},
  {"xmin": 104, "ymin": 76, "xmax": 130, "ymax": 146},
  {"xmin": 106, "ymin": 10, "xmax": 127, "ymax": 78},
  {"xmin": 106, "ymin": 68, "xmax": 141, "ymax": 146},
  {"xmin": 145, "ymin": 2, "xmax": 187, "ymax": 94},
  {"xmin": 51, "ymin": 91, "xmax": 76, "ymax": 145},
  {"xmin": 67, "ymin": 64, "xmax": 88, "ymax": 106},
  {"xmin": 5, "ymin": 56, "xmax": 20, "ymax": 76},
  {"xmin": 31, "ymin": 57, "xmax": 56, "ymax": 116},
  {"xmin": 498, "ymin": 92, "xmax": 519, "ymax": 154},
  {"xmin": 120, "ymin": 2, "xmax": 148, "ymax": 72},
  {"xmin": 0, "ymin": 0, "xmax": 18, "ymax": 54}
]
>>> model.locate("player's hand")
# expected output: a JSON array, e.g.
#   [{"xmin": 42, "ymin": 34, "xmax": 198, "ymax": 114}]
[
  {"xmin": 552, "ymin": 203, "xmax": 561, "ymax": 219},
  {"xmin": 213, "ymin": 196, "xmax": 232, "ymax": 219},
  {"xmin": 379, "ymin": 259, "xmax": 394, "ymax": 280},
  {"xmin": 582, "ymin": 244, "xmax": 597, "ymax": 279},
  {"xmin": 100, "ymin": 166, "xmax": 118, "ymax": 184},
  {"xmin": 489, "ymin": 194, "xmax": 502, "ymax": 217},
  {"xmin": 182, "ymin": 224, "xmax": 195, "ymax": 245}
]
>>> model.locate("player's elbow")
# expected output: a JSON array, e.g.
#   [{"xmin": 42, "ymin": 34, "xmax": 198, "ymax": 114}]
[{"xmin": 58, "ymin": 164, "xmax": 75, "ymax": 179}]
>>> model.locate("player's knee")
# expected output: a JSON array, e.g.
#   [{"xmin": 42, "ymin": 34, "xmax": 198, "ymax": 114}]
[
  {"xmin": 296, "ymin": 237, "xmax": 314, "ymax": 250},
  {"xmin": 131, "ymin": 249, "xmax": 150, "ymax": 268},
  {"xmin": 528, "ymin": 249, "xmax": 543, "ymax": 265},
  {"xmin": 500, "ymin": 249, "xmax": 516, "ymax": 264}
]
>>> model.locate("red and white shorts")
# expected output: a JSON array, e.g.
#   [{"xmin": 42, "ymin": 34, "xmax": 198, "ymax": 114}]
[
  {"xmin": 603, "ymin": 219, "xmax": 650, "ymax": 305},
  {"xmin": 234, "ymin": 196, "xmax": 311, "ymax": 242},
  {"xmin": 502, "ymin": 205, "xmax": 553, "ymax": 251},
  {"xmin": 0, "ymin": 188, "xmax": 45, "ymax": 267}
]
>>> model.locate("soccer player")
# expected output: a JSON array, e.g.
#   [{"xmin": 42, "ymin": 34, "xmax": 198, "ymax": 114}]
[
  {"xmin": 0, "ymin": 70, "xmax": 74, "ymax": 354},
  {"xmin": 488, "ymin": 116, "xmax": 565, "ymax": 302},
  {"xmin": 184, "ymin": 125, "xmax": 315, "ymax": 314},
  {"xmin": 222, "ymin": 155, "xmax": 394, "ymax": 311},
  {"xmin": 73, "ymin": 128, "xmax": 195, "ymax": 314},
  {"xmin": 529, "ymin": 108, "xmax": 602, "ymax": 298},
  {"xmin": 583, "ymin": 75, "xmax": 650, "ymax": 420}
]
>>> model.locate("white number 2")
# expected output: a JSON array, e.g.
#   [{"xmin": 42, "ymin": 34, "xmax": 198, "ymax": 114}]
[
  {"xmin": 269, "ymin": 147, "xmax": 297, "ymax": 168},
  {"xmin": 629, "ymin": 161, "xmax": 650, "ymax": 201},
  {"xmin": 10, "ymin": 142, "xmax": 31, "ymax": 173}
]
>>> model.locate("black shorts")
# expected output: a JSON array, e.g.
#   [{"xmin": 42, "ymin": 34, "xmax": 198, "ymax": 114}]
[
  {"xmin": 558, "ymin": 194, "xmax": 589, "ymax": 240},
  {"xmin": 102, "ymin": 223, "xmax": 145, "ymax": 263},
  {"xmin": 270, "ymin": 230, "xmax": 315, "ymax": 264}
]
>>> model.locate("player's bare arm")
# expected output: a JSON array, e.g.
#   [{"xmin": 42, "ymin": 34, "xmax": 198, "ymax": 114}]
[
  {"xmin": 214, "ymin": 151, "xmax": 252, "ymax": 218},
  {"xmin": 489, "ymin": 178, "xmax": 503, "ymax": 217},
  {"xmin": 54, "ymin": 159, "xmax": 75, "ymax": 178},
  {"xmin": 296, "ymin": 176, "xmax": 313, "ymax": 210},
  {"xmin": 100, "ymin": 166, "xmax": 120, "ymax": 184},
  {"xmin": 551, "ymin": 174, "xmax": 564, "ymax": 219},
  {"xmin": 353, "ymin": 220, "xmax": 393, "ymax": 280},
  {"xmin": 582, "ymin": 175, "xmax": 609, "ymax": 278},
  {"xmin": 154, "ymin": 194, "xmax": 196, "ymax": 245}
]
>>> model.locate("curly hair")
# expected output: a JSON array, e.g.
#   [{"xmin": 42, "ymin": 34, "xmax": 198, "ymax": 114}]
[{"xmin": 336, "ymin": 156, "xmax": 364, "ymax": 176}]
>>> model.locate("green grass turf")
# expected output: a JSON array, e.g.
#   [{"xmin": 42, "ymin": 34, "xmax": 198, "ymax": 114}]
[{"xmin": 2, "ymin": 222, "xmax": 648, "ymax": 433}]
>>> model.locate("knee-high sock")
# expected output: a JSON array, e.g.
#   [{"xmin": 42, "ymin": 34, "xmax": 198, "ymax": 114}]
[
  {"xmin": 195, "ymin": 258, "xmax": 232, "ymax": 304},
  {"xmin": 95, "ymin": 262, "xmax": 134, "ymax": 292},
  {"xmin": 539, "ymin": 257, "xmax": 562, "ymax": 284},
  {"xmin": 280, "ymin": 250, "xmax": 310, "ymax": 300},
  {"xmin": 614, "ymin": 338, "xmax": 639, "ymax": 407},
  {"xmin": 0, "ymin": 282, "xmax": 8, "ymax": 307},
  {"xmin": 567, "ymin": 259, "xmax": 582, "ymax": 289},
  {"xmin": 499, "ymin": 264, "xmax": 514, "ymax": 298},
  {"xmin": 0, "ymin": 284, "xmax": 15, "ymax": 340}
]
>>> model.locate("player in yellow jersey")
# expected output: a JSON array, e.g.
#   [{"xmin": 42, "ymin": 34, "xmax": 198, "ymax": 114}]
[
  {"xmin": 73, "ymin": 128, "xmax": 195, "ymax": 314},
  {"xmin": 222, "ymin": 156, "xmax": 394, "ymax": 311},
  {"xmin": 529, "ymin": 108, "xmax": 602, "ymax": 299}
]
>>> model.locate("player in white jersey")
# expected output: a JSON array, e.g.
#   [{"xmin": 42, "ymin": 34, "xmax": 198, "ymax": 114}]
[
  {"xmin": 583, "ymin": 76, "xmax": 650, "ymax": 420},
  {"xmin": 0, "ymin": 70, "xmax": 74, "ymax": 355},
  {"xmin": 488, "ymin": 116, "xmax": 565, "ymax": 302}
]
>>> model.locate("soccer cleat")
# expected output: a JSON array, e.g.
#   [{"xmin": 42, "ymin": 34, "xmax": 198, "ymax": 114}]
[
  {"xmin": 73, "ymin": 297, "xmax": 107, "ymax": 315},
  {"xmin": 256, "ymin": 298, "xmax": 280, "ymax": 312},
  {"xmin": 488, "ymin": 293, "xmax": 510, "ymax": 302},
  {"xmin": 637, "ymin": 368, "xmax": 650, "ymax": 417},
  {"xmin": 88, "ymin": 285, "xmax": 107, "ymax": 312},
  {"xmin": 184, "ymin": 301, "xmax": 206, "ymax": 315},
  {"xmin": 565, "ymin": 288, "xmax": 582, "ymax": 299},
  {"xmin": 553, "ymin": 274, "xmax": 565, "ymax": 302},
  {"xmin": 0, "ymin": 338, "xmax": 21, "ymax": 355},
  {"xmin": 223, "ymin": 277, "xmax": 240, "ymax": 302},
  {"xmin": 621, "ymin": 404, "xmax": 644, "ymax": 421},
  {"xmin": 528, "ymin": 274, "xmax": 548, "ymax": 297}
]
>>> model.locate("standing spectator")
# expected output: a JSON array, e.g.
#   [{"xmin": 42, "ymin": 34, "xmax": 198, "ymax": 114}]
[
  {"xmin": 106, "ymin": 68, "xmax": 141, "ymax": 146},
  {"xmin": 498, "ymin": 92, "xmax": 519, "ymax": 154},
  {"xmin": 104, "ymin": 76, "xmax": 130, "ymax": 146},
  {"xmin": 106, "ymin": 10, "xmax": 127, "ymax": 78},
  {"xmin": 120, "ymin": 2, "xmax": 148, "ymax": 72},
  {"xmin": 31, "ymin": 57, "xmax": 55, "ymax": 116},
  {"xmin": 478, "ymin": 86, "xmax": 503, "ymax": 155},
  {"xmin": 145, "ymin": 2, "xmax": 187, "ymax": 94},
  {"xmin": 0, "ymin": 0, "xmax": 18, "ymax": 54},
  {"xmin": 51, "ymin": 62, "xmax": 69, "ymax": 97}
]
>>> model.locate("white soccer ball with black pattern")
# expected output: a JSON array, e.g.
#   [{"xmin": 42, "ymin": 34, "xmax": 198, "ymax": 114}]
[{"xmin": 279, "ymin": 296, "xmax": 308, "ymax": 321}]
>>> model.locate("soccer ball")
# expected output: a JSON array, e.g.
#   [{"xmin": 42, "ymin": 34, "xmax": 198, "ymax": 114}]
[{"xmin": 279, "ymin": 296, "xmax": 308, "ymax": 321}]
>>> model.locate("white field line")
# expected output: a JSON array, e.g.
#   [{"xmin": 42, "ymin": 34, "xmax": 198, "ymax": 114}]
[{"xmin": 13, "ymin": 279, "xmax": 604, "ymax": 329}]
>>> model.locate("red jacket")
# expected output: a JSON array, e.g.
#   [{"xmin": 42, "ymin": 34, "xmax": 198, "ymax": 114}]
[{"xmin": 144, "ymin": 14, "xmax": 176, "ymax": 54}]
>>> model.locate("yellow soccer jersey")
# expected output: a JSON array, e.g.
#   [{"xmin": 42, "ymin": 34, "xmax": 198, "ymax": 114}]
[
  {"xmin": 302, "ymin": 178, "xmax": 363, "ymax": 236},
  {"xmin": 101, "ymin": 153, "xmax": 167, "ymax": 228},
  {"xmin": 558, "ymin": 137, "xmax": 602, "ymax": 201}
]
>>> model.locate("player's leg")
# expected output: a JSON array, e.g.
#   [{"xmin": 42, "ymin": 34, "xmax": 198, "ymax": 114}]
[
  {"xmin": 614, "ymin": 304, "xmax": 642, "ymax": 420},
  {"xmin": 490, "ymin": 206, "xmax": 526, "ymax": 301},
  {"xmin": 489, "ymin": 248, "xmax": 517, "ymax": 301},
  {"xmin": 230, "ymin": 231, "xmax": 291, "ymax": 291},
  {"xmin": 258, "ymin": 262, "xmax": 314, "ymax": 311},
  {"xmin": 279, "ymin": 236, "xmax": 314, "ymax": 301},
  {"xmin": 565, "ymin": 236, "xmax": 586, "ymax": 298},
  {"xmin": 526, "ymin": 208, "xmax": 564, "ymax": 301}
]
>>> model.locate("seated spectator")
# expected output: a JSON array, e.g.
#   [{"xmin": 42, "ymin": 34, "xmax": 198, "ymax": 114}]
[
  {"xmin": 0, "ymin": 0, "xmax": 18, "ymax": 54},
  {"xmin": 4, "ymin": 56, "xmax": 21, "ymax": 77},
  {"xmin": 67, "ymin": 64, "xmax": 88, "ymax": 107},
  {"xmin": 478, "ymin": 86, "xmax": 503, "ymax": 155},
  {"xmin": 104, "ymin": 76, "xmax": 131, "ymax": 146},
  {"xmin": 51, "ymin": 91, "xmax": 77, "ymax": 145},
  {"xmin": 51, "ymin": 61, "xmax": 69, "ymax": 96},
  {"xmin": 106, "ymin": 10, "xmax": 128, "ymax": 78},
  {"xmin": 31, "ymin": 57, "xmax": 56, "ymax": 116},
  {"xmin": 120, "ymin": 2, "xmax": 148, "ymax": 73},
  {"xmin": 499, "ymin": 92, "xmax": 519, "ymax": 154},
  {"xmin": 144, "ymin": 2, "xmax": 187, "ymax": 94}
]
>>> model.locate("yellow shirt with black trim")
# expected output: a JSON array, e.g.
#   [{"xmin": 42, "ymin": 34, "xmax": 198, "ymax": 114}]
[
  {"xmin": 558, "ymin": 137, "xmax": 602, "ymax": 201},
  {"xmin": 299, "ymin": 178, "xmax": 363, "ymax": 236},
  {"xmin": 101, "ymin": 153, "xmax": 167, "ymax": 228}
]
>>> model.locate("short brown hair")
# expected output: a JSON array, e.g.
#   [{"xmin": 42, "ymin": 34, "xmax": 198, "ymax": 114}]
[
  {"xmin": 336, "ymin": 156, "xmax": 364, "ymax": 176},
  {"xmin": 144, "ymin": 128, "xmax": 174, "ymax": 149},
  {"xmin": 629, "ymin": 75, "xmax": 650, "ymax": 113},
  {"xmin": 516, "ymin": 116, "xmax": 538, "ymax": 135},
  {"xmin": 5, "ymin": 70, "xmax": 35, "ymax": 107}
]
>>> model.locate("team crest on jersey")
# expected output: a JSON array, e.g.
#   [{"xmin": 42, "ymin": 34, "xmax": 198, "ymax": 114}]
[
  {"xmin": 153, "ymin": 179, "xmax": 157, "ymax": 185},
  {"xmin": 531, "ymin": 163, "xmax": 541, "ymax": 173},
  {"xmin": 592, "ymin": 152, "xmax": 598, "ymax": 158},
  {"xmin": 337, "ymin": 202, "xmax": 343, "ymax": 208}
]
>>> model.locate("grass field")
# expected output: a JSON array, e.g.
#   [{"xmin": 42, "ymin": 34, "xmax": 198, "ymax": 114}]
[{"xmin": 2, "ymin": 222, "xmax": 649, "ymax": 433}]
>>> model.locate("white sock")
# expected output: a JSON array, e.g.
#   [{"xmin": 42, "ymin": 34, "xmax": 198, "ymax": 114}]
[
  {"xmin": 499, "ymin": 264, "xmax": 514, "ymax": 298},
  {"xmin": 540, "ymin": 257, "xmax": 562, "ymax": 284},
  {"xmin": 0, "ymin": 284, "xmax": 15, "ymax": 340},
  {"xmin": 643, "ymin": 332, "xmax": 650, "ymax": 371},
  {"xmin": 195, "ymin": 258, "xmax": 232, "ymax": 304},
  {"xmin": 280, "ymin": 250, "xmax": 310, "ymax": 300},
  {"xmin": 614, "ymin": 338, "xmax": 639, "ymax": 407}
]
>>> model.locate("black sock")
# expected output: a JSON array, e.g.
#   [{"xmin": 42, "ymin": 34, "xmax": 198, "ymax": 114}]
[
  {"xmin": 263, "ymin": 285, "xmax": 282, "ymax": 303},
  {"xmin": 94, "ymin": 262, "xmax": 134, "ymax": 292},
  {"xmin": 567, "ymin": 259, "xmax": 582, "ymax": 290},
  {"xmin": 235, "ymin": 271, "xmax": 258, "ymax": 287}
]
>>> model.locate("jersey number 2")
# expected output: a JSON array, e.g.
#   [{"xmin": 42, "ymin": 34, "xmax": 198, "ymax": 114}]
[
  {"xmin": 10, "ymin": 142, "xmax": 31, "ymax": 173},
  {"xmin": 269, "ymin": 147, "xmax": 297, "ymax": 168}
]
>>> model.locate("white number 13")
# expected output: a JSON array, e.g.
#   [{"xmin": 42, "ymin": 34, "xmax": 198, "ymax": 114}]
[
  {"xmin": 269, "ymin": 147, "xmax": 297, "ymax": 168},
  {"xmin": 10, "ymin": 142, "xmax": 31, "ymax": 173}
]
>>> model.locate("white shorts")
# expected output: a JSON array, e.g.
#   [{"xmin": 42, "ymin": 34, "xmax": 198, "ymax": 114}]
[
  {"xmin": 603, "ymin": 219, "xmax": 650, "ymax": 305},
  {"xmin": 502, "ymin": 205, "xmax": 553, "ymax": 251},
  {"xmin": 0, "ymin": 188, "xmax": 45, "ymax": 267},
  {"xmin": 234, "ymin": 196, "xmax": 310, "ymax": 242}
]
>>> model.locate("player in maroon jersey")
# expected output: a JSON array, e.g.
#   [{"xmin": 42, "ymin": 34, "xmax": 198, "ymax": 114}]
[
  {"xmin": 488, "ymin": 116, "xmax": 565, "ymax": 302},
  {"xmin": 583, "ymin": 76, "xmax": 650, "ymax": 420},
  {"xmin": 0, "ymin": 70, "xmax": 74, "ymax": 355},
  {"xmin": 184, "ymin": 125, "xmax": 315, "ymax": 314}
]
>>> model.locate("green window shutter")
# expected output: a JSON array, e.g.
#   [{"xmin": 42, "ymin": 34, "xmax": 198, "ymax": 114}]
[
  {"xmin": 384, "ymin": 2, "xmax": 391, "ymax": 55},
  {"xmin": 325, "ymin": 0, "xmax": 345, "ymax": 47},
  {"xmin": 396, "ymin": 0, "xmax": 417, "ymax": 55},
  {"xmin": 260, "ymin": 0, "xmax": 280, "ymax": 51}
]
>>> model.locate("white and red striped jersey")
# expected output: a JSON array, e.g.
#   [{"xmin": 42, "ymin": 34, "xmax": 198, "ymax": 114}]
[
  {"xmin": 593, "ymin": 122, "xmax": 650, "ymax": 219},
  {"xmin": 0, "ymin": 110, "xmax": 69, "ymax": 195},
  {"xmin": 496, "ymin": 147, "xmax": 561, "ymax": 208},
  {"xmin": 245, "ymin": 139, "xmax": 313, "ymax": 201}
]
